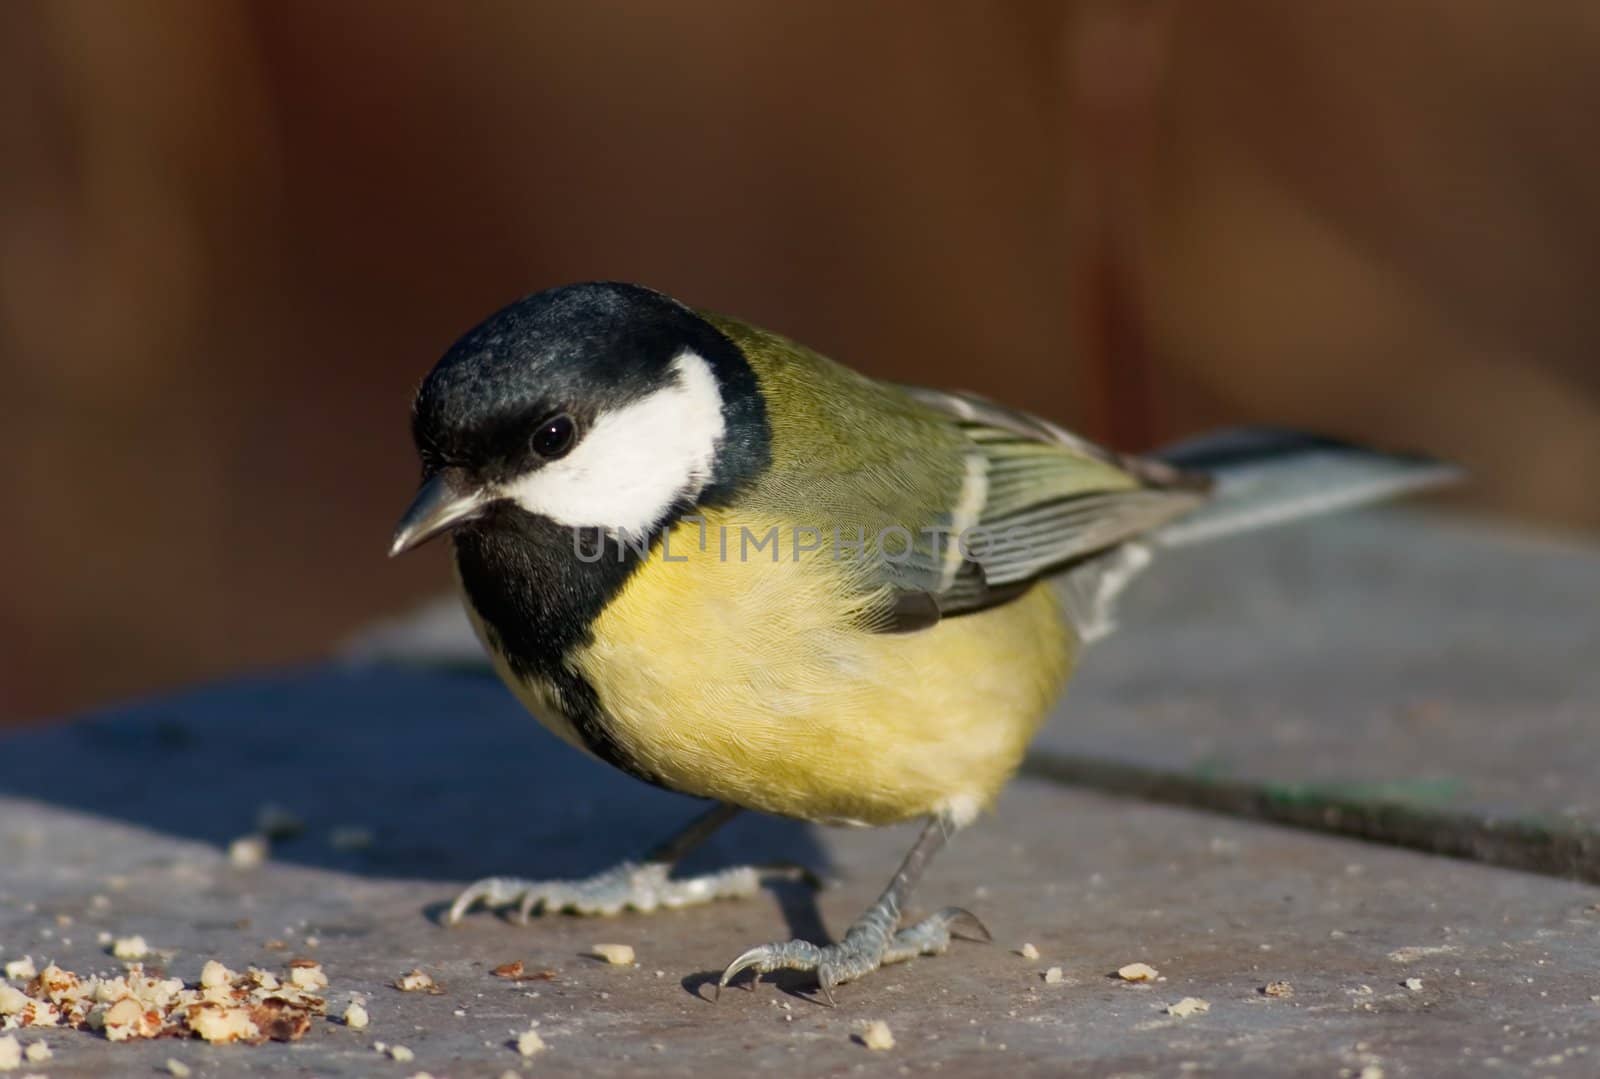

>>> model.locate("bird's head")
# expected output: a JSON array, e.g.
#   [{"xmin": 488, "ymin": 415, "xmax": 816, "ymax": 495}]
[{"xmin": 390, "ymin": 282, "xmax": 767, "ymax": 556}]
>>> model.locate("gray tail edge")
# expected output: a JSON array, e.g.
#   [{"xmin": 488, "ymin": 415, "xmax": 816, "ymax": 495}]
[
  {"xmin": 1149, "ymin": 427, "xmax": 1463, "ymax": 548},
  {"xmin": 1061, "ymin": 428, "xmax": 1461, "ymax": 644}
]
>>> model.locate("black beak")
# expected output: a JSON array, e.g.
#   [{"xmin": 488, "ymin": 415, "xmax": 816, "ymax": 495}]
[{"xmin": 389, "ymin": 470, "xmax": 485, "ymax": 556}]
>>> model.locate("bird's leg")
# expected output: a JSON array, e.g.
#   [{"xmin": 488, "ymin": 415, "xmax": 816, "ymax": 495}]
[
  {"xmin": 448, "ymin": 802, "xmax": 802, "ymax": 922},
  {"xmin": 717, "ymin": 814, "xmax": 989, "ymax": 1005}
]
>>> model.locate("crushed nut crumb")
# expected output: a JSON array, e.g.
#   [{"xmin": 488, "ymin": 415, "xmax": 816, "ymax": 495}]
[
  {"xmin": 227, "ymin": 835, "xmax": 269, "ymax": 868},
  {"xmin": 394, "ymin": 969, "xmax": 439, "ymax": 993},
  {"xmin": 110, "ymin": 936, "xmax": 149, "ymax": 961},
  {"xmin": 590, "ymin": 944, "xmax": 634, "ymax": 966},
  {"xmin": 856, "ymin": 1019, "xmax": 895, "ymax": 1050},
  {"xmin": 288, "ymin": 963, "xmax": 328, "ymax": 991}
]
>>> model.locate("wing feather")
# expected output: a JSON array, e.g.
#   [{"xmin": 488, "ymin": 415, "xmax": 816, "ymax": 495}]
[
  {"xmin": 705, "ymin": 314, "xmax": 1208, "ymax": 630},
  {"xmin": 902, "ymin": 388, "xmax": 1208, "ymax": 614}
]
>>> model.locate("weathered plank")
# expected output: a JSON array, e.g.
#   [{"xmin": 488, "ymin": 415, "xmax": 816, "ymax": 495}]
[
  {"xmin": 2, "ymin": 664, "xmax": 1598, "ymax": 1076},
  {"xmin": 1036, "ymin": 511, "xmax": 1600, "ymax": 880}
]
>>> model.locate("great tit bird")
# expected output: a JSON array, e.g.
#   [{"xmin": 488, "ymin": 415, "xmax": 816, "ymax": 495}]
[{"xmin": 390, "ymin": 281, "xmax": 1455, "ymax": 1003}]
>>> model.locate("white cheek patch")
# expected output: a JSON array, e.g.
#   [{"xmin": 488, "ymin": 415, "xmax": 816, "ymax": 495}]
[{"xmin": 499, "ymin": 350, "xmax": 726, "ymax": 536}]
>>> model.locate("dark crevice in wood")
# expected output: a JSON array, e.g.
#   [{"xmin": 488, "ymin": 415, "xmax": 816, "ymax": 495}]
[{"xmin": 1021, "ymin": 749, "xmax": 1600, "ymax": 885}]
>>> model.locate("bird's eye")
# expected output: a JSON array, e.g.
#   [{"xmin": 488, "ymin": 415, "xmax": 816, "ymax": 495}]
[{"xmin": 531, "ymin": 413, "xmax": 577, "ymax": 459}]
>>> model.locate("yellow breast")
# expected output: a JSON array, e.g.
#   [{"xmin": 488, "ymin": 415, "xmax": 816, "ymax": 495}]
[{"xmin": 568, "ymin": 509, "xmax": 1075, "ymax": 826}]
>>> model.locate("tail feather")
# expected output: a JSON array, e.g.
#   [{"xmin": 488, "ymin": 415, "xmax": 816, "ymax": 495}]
[
  {"xmin": 1060, "ymin": 428, "xmax": 1460, "ymax": 643},
  {"xmin": 1150, "ymin": 428, "xmax": 1461, "ymax": 548}
]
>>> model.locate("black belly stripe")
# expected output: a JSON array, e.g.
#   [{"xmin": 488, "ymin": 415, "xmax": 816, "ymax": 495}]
[
  {"xmin": 541, "ymin": 656, "xmax": 662, "ymax": 788},
  {"xmin": 453, "ymin": 508, "xmax": 667, "ymax": 789}
]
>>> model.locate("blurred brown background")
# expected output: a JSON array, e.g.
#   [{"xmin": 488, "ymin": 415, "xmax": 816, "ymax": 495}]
[{"xmin": 3, "ymin": 1, "xmax": 1598, "ymax": 724}]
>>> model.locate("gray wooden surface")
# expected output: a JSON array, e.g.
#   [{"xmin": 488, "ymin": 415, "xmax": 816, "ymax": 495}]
[
  {"xmin": 1037, "ymin": 513, "xmax": 1600, "ymax": 880},
  {"xmin": 2, "ymin": 511, "xmax": 1598, "ymax": 1076}
]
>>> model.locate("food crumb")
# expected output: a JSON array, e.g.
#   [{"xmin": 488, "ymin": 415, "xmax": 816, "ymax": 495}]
[
  {"xmin": 22, "ymin": 1043, "xmax": 49, "ymax": 1064},
  {"xmin": 0, "ymin": 1036, "xmax": 20, "ymax": 1072},
  {"xmin": 1043, "ymin": 966, "xmax": 1065, "ymax": 984},
  {"xmin": 856, "ymin": 1019, "xmax": 895, "ymax": 1051},
  {"xmin": 1166, "ymin": 997, "xmax": 1210, "ymax": 1018},
  {"xmin": 1403, "ymin": 978, "xmax": 1423, "ymax": 991},
  {"xmin": 101, "ymin": 997, "xmax": 147, "ymax": 1042},
  {"xmin": 1116, "ymin": 962, "xmax": 1159, "ymax": 982},
  {"xmin": 200, "ymin": 960, "xmax": 235, "ymax": 989},
  {"xmin": 343, "ymin": 1002, "xmax": 369, "ymax": 1029},
  {"xmin": 491, "ymin": 961, "xmax": 524, "ymax": 979},
  {"xmin": 516, "ymin": 1029, "xmax": 547, "ymax": 1057},
  {"xmin": 3, "ymin": 958, "xmax": 36, "ymax": 982},
  {"xmin": 189, "ymin": 1005, "xmax": 259, "ymax": 1045},
  {"xmin": 110, "ymin": 936, "xmax": 149, "ymax": 961},
  {"xmin": 288, "ymin": 962, "xmax": 328, "ymax": 990},
  {"xmin": 1261, "ymin": 981, "xmax": 1294, "ymax": 998},
  {"xmin": 387, "ymin": 1044, "xmax": 415, "ymax": 1062},
  {"xmin": 227, "ymin": 835, "xmax": 269, "ymax": 868},
  {"xmin": 394, "ymin": 969, "xmax": 438, "ymax": 993},
  {"xmin": 1358, "ymin": 1067, "xmax": 1386, "ymax": 1079},
  {"xmin": 1017, "ymin": 943, "xmax": 1040, "ymax": 960},
  {"xmin": 165, "ymin": 1060, "xmax": 192, "ymax": 1077},
  {"xmin": 590, "ymin": 944, "xmax": 635, "ymax": 966}
]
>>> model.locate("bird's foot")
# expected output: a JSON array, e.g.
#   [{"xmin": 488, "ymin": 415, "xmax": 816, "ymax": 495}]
[
  {"xmin": 717, "ymin": 904, "xmax": 989, "ymax": 1005},
  {"xmin": 447, "ymin": 860, "xmax": 774, "ymax": 923}
]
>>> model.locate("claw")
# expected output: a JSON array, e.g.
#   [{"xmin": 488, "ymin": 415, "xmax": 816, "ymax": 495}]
[
  {"xmin": 940, "ymin": 906, "xmax": 992, "ymax": 943},
  {"xmin": 446, "ymin": 876, "xmax": 512, "ymax": 925},
  {"xmin": 716, "ymin": 946, "xmax": 769, "ymax": 996},
  {"xmin": 445, "ymin": 893, "xmax": 475, "ymax": 926},
  {"xmin": 709, "ymin": 816, "xmax": 968, "ymax": 1003}
]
